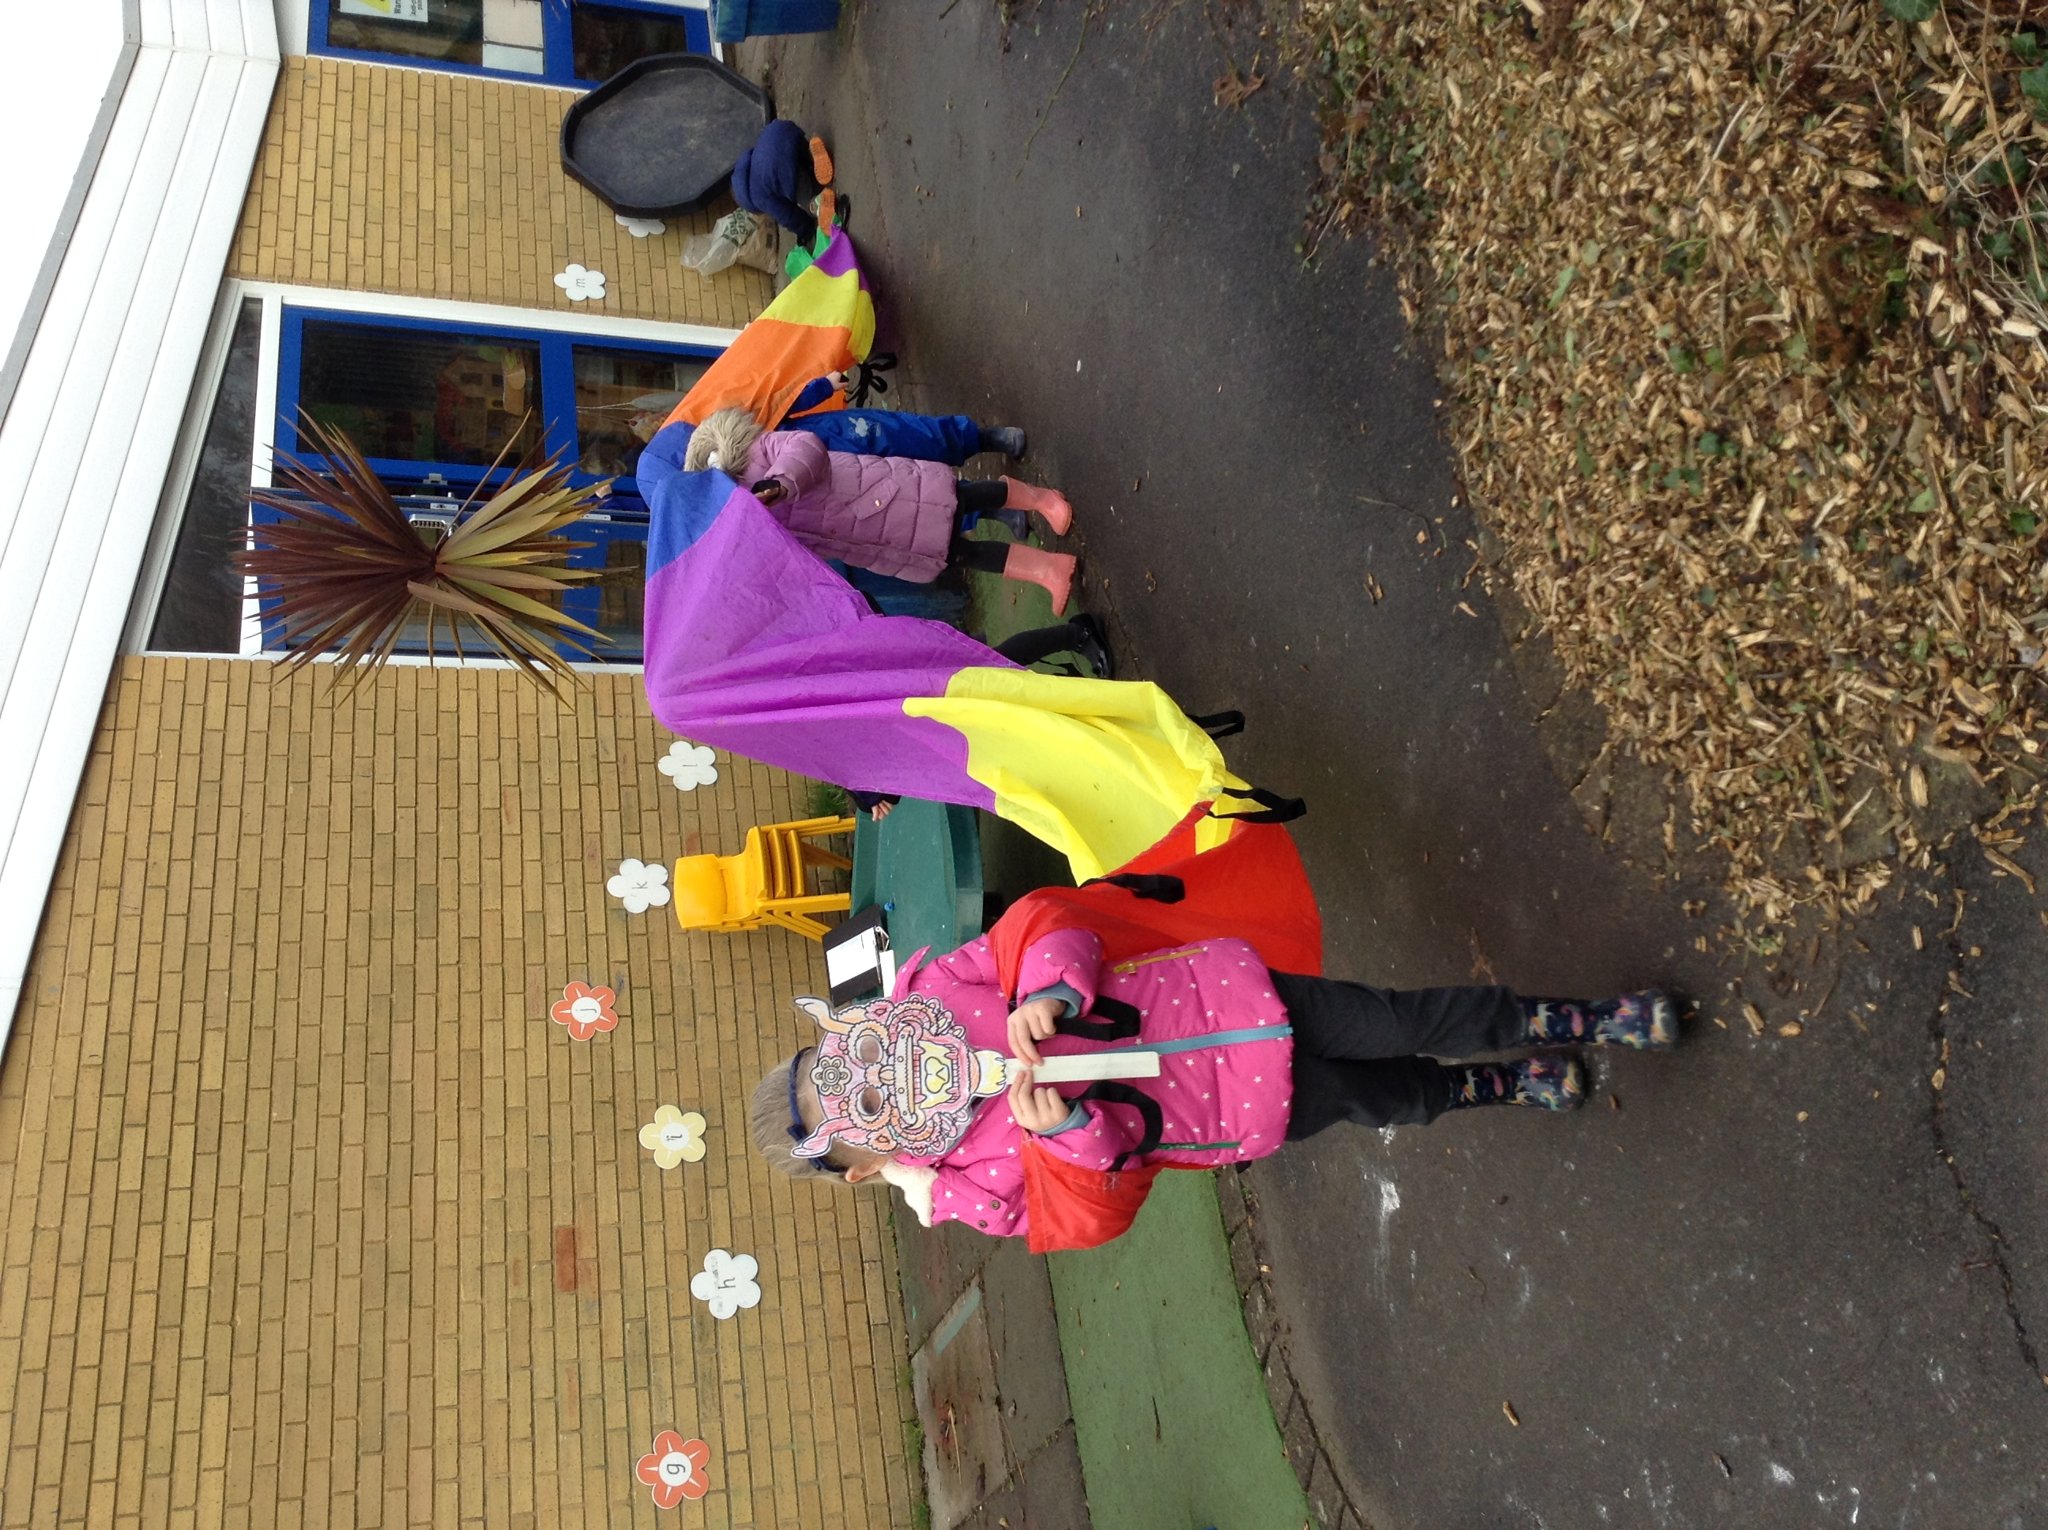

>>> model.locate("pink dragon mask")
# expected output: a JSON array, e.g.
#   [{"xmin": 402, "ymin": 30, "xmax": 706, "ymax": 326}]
[{"xmin": 790, "ymin": 992, "xmax": 1007, "ymax": 1159}]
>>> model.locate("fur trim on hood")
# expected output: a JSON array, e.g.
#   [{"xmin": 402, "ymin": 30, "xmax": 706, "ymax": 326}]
[{"xmin": 683, "ymin": 406, "xmax": 767, "ymax": 478}]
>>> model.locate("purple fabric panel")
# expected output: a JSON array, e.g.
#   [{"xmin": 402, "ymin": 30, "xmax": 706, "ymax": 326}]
[
  {"xmin": 640, "ymin": 477, "xmax": 1003, "ymax": 807},
  {"xmin": 811, "ymin": 228, "xmax": 864, "ymax": 281}
]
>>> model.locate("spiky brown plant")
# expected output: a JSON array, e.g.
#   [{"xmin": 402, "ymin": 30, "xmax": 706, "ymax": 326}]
[{"xmin": 238, "ymin": 414, "xmax": 608, "ymax": 694}]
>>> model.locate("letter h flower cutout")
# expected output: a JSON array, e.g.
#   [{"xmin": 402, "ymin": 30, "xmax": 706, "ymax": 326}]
[{"xmin": 689, "ymin": 1249, "xmax": 761, "ymax": 1320}]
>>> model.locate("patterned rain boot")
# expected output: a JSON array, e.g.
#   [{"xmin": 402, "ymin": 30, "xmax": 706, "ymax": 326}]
[
  {"xmin": 1445, "ymin": 1055, "xmax": 1586, "ymax": 1113},
  {"xmin": 1520, "ymin": 991, "xmax": 1677, "ymax": 1050},
  {"xmin": 1000, "ymin": 476, "xmax": 1073, "ymax": 536},
  {"xmin": 999, "ymin": 544, "xmax": 1076, "ymax": 615}
]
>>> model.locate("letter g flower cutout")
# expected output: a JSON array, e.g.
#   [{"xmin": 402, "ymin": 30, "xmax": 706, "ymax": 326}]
[{"xmin": 635, "ymin": 1431, "xmax": 711, "ymax": 1507}]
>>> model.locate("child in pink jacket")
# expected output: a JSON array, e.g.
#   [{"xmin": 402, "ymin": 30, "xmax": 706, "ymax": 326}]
[
  {"xmin": 750, "ymin": 928, "xmax": 1674, "ymax": 1242},
  {"xmin": 685, "ymin": 405, "xmax": 1082, "ymax": 612}
]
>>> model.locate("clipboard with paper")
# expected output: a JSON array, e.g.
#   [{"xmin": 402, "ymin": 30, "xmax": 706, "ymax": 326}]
[{"xmin": 822, "ymin": 905, "xmax": 895, "ymax": 1005}]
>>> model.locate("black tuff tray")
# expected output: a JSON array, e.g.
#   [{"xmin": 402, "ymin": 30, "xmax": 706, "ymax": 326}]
[{"xmin": 560, "ymin": 54, "xmax": 772, "ymax": 218}]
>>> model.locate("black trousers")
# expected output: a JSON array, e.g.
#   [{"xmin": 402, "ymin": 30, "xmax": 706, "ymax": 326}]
[
  {"xmin": 955, "ymin": 479, "xmax": 1008, "ymax": 516},
  {"xmin": 1273, "ymin": 972, "xmax": 1524, "ymax": 1134}
]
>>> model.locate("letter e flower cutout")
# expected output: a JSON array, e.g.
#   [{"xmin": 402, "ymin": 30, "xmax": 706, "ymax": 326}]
[
  {"xmin": 550, "ymin": 981, "xmax": 618, "ymax": 1041},
  {"xmin": 689, "ymin": 1249, "xmax": 761, "ymax": 1320},
  {"xmin": 639, "ymin": 1106, "xmax": 706, "ymax": 1169},
  {"xmin": 635, "ymin": 1431, "xmax": 711, "ymax": 1508},
  {"xmin": 554, "ymin": 262, "xmax": 607, "ymax": 301}
]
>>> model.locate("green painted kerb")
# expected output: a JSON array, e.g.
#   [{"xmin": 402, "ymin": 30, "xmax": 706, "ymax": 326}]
[{"xmin": 1047, "ymin": 1172, "xmax": 1310, "ymax": 1530}]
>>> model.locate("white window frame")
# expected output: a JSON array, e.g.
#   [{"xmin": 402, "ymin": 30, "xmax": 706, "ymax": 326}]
[
  {"xmin": 123, "ymin": 276, "xmax": 738, "ymax": 669},
  {"xmin": 274, "ymin": 0, "xmax": 725, "ymax": 70}
]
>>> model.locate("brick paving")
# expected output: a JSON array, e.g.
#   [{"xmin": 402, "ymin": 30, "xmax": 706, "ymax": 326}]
[
  {"xmin": 229, "ymin": 57, "xmax": 774, "ymax": 330},
  {"xmin": 0, "ymin": 659, "xmax": 915, "ymax": 1527}
]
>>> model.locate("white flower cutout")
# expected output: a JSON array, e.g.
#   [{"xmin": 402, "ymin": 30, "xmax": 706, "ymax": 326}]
[
  {"xmin": 657, "ymin": 741, "xmax": 719, "ymax": 792},
  {"xmin": 607, "ymin": 857, "xmax": 671, "ymax": 914},
  {"xmin": 615, "ymin": 214, "xmax": 667, "ymax": 238},
  {"xmin": 689, "ymin": 1249, "xmax": 761, "ymax": 1320},
  {"xmin": 555, "ymin": 263, "xmax": 607, "ymax": 302},
  {"xmin": 639, "ymin": 1106, "xmax": 707, "ymax": 1169}
]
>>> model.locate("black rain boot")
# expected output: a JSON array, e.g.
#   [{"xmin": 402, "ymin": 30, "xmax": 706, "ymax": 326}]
[
  {"xmin": 1067, "ymin": 613, "xmax": 1114, "ymax": 679},
  {"xmin": 982, "ymin": 424, "xmax": 1028, "ymax": 458}
]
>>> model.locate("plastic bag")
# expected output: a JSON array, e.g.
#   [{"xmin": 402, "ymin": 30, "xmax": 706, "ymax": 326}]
[{"xmin": 681, "ymin": 209, "xmax": 779, "ymax": 278}]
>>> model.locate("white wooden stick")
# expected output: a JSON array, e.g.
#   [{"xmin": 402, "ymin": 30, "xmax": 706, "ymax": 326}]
[{"xmin": 1003, "ymin": 1051, "xmax": 1161, "ymax": 1085}]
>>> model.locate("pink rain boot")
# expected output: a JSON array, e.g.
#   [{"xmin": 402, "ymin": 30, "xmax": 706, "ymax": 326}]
[
  {"xmin": 1000, "ymin": 544, "xmax": 1076, "ymax": 615},
  {"xmin": 1000, "ymin": 477, "xmax": 1073, "ymax": 537}
]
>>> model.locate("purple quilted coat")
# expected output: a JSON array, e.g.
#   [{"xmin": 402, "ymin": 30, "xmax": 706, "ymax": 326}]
[{"xmin": 746, "ymin": 429, "xmax": 959, "ymax": 582}]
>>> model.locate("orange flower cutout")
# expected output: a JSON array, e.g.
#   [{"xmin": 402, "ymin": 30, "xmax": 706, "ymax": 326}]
[
  {"xmin": 550, "ymin": 981, "xmax": 619, "ymax": 1041},
  {"xmin": 635, "ymin": 1431, "xmax": 711, "ymax": 1508}
]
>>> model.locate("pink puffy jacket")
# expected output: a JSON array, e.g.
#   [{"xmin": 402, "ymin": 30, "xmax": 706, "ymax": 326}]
[
  {"xmin": 747, "ymin": 430, "xmax": 959, "ymax": 583},
  {"xmin": 892, "ymin": 930, "xmax": 1296, "ymax": 1240}
]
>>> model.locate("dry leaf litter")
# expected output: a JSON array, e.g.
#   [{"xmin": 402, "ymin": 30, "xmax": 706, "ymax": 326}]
[{"xmin": 1297, "ymin": 0, "xmax": 2048, "ymax": 930}]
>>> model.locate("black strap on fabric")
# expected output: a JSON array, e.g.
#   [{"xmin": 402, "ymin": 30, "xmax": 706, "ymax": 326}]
[
  {"xmin": 849, "ymin": 352, "xmax": 897, "ymax": 405},
  {"xmin": 1079, "ymin": 1081, "xmax": 1164, "ymax": 1172},
  {"xmin": 1212, "ymin": 783, "xmax": 1307, "ymax": 824},
  {"xmin": 1052, "ymin": 995, "xmax": 1141, "ymax": 1042},
  {"xmin": 1080, "ymin": 871, "xmax": 1186, "ymax": 903},
  {"xmin": 1183, "ymin": 708, "xmax": 1245, "ymax": 738}
]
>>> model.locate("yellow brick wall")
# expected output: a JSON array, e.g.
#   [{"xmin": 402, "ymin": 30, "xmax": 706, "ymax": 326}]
[
  {"xmin": 0, "ymin": 659, "xmax": 915, "ymax": 1528},
  {"xmin": 228, "ymin": 56, "xmax": 777, "ymax": 329}
]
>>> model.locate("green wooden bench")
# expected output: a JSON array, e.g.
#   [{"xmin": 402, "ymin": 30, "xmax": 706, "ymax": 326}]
[{"xmin": 846, "ymin": 800, "xmax": 985, "ymax": 980}]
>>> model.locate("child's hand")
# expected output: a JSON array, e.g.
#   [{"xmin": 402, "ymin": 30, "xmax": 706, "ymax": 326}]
[
  {"xmin": 752, "ymin": 478, "xmax": 786, "ymax": 505},
  {"xmin": 1006, "ymin": 996, "xmax": 1063, "ymax": 1065},
  {"xmin": 1006, "ymin": 1065, "xmax": 1073, "ymax": 1134}
]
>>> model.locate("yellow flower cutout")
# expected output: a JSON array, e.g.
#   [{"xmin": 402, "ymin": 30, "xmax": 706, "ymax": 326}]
[{"xmin": 639, "ymin": 1106, "xmax": 708, "ymax": 1170}]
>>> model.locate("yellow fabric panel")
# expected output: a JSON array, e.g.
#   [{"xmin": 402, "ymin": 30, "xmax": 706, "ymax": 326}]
[
  {"xmin": 906, "ymin": 667, "xmax": 1242, "ymax": 881},
  {"xmin": 773, "ymin": 263, "xmax": 876, "ymax": 358}
]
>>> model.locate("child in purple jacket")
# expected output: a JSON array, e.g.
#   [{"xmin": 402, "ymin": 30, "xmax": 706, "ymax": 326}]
[
  {"xmin": 685, "ymin": 405, "xmax": 1082, "ymax": 612},
  {"xmin": 749, "ymin": 927, "xmax": 1675, "ymax": 1242}
]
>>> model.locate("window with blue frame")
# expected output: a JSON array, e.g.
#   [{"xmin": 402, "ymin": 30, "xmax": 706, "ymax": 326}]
[
  {"xmin": 260, "ymin": 307, "xmax": 716, "ymax": 662},
  {"xmin": 314, "ymin": 0, "xmax": 710, "ymax": 85}
]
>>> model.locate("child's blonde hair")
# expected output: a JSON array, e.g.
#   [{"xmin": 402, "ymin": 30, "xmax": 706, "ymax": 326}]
[
  {"xmin": 683, "ymin": 406, "xmax": 767, "ymax": 478},
  {"xmin": 749, "ymin": 1056, "xmax": 852, "ymax": 1185}
]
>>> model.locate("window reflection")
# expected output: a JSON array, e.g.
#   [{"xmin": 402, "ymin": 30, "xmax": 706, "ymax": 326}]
[
  {"xmin": 325, "ymin": 0, "xmax": 491, "ymax": 67},
  {"xmin": 298, "ymin": 319, "xmax": 542, "ymax": 469},
  {"xmin": 595, "ymin": 532, "xmax": 648, "ymax": 646},
  {"xmin": 573, "ymin": 346, "xmax": 710, "ymax": 477},
  {"xmin": 572, "ymin": 4, "xmax": 701, "ymax": 82}
]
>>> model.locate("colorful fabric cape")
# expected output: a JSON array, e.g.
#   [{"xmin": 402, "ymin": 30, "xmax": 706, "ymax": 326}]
[
  {"xmin": 985, "ymin": 810, "xmax": 1325, "ymax": 995},
  {"xmin": 663, "ymin": 227, "xmax": 876, "ymax": 431},
  {"xmin": 639, "ymin": 463, "xmax": 1243, "ymax": 881},
  {"xmin": 640, "ymin": 229, "xmax": 1271, "ymax": 880}
]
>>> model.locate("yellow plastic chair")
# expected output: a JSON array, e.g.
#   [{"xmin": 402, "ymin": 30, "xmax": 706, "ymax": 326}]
[{"xmin": 672, "ymin": 815, "xmax": 856, "ymax": 940}]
